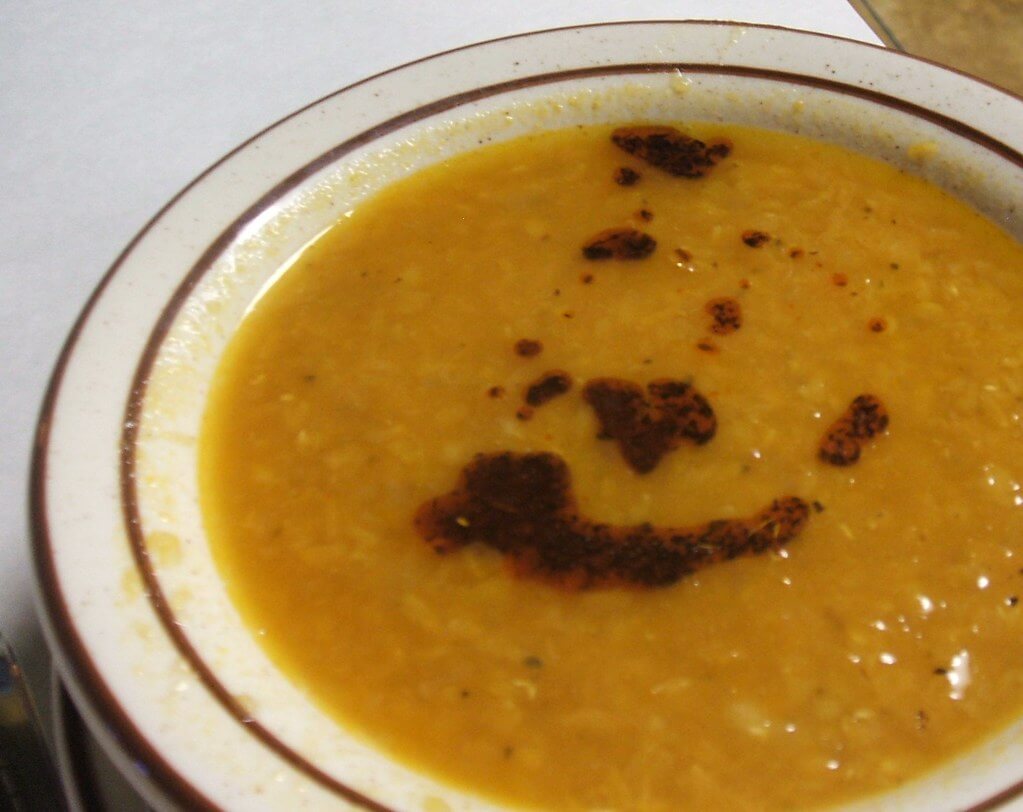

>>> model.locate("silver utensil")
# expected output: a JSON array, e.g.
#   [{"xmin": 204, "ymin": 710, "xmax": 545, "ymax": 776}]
[{"xmin": 0, "ymin": 632, "xmax": 67, "ymax": 811}]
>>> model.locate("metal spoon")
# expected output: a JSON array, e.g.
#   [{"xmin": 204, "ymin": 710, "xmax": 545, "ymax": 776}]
[{"xmin": 0, "ymin": 632, "xmax": 67, "ymax": 811}]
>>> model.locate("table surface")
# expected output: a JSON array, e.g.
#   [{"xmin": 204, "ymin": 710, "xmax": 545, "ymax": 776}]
[{"xmin": 0, "ymin": 1, "xmax": 916, "ymax": 806}]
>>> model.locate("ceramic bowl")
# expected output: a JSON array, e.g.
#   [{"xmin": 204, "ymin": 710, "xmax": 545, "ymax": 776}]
[{"xmin": 31, "ymin": 21, "xmax": 1023, "ymax": 811}]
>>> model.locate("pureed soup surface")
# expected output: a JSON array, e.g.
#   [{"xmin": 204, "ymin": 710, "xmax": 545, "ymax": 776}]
[{"xmin": 200, "ymin": 123, "xmax": 1023, "ymax": 810}]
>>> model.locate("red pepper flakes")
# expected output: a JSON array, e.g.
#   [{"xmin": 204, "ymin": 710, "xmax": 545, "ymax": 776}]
[
  {"xmin": 613, "ymin": 166, "xmax": 641, "ymax": 186},
  {"xmin": 580, "ymin": 273, "xmax": 595, "ymax": 284},
  {"xmin": 611, "ymin": 126, "xmax": 731, "ymax": 178},
  {"xmin": 742, "ymin": 230, "xmax": 771, "ymax": 248},
  {"xmin": 868, "ymin": 317, "xmax": 887, "ymax": 333},
  {"xmin": 514, "ymin": 338, "xmax": 543, "ymax": 357},
  {"xmin": 674, "ymin": 248, "xmax": 692, "ymax": 263},
  {"xmin": 738, "ymin": 278, "xmax": 751, "ymax": 290},
  {"xmin": 832, "ymin": 273, "xmax": 848, "ymax": 287},
  {"xmin": 525, "ymin": 371, "xmax": 573, "ymax": 408},
  {"xmin": 705, "ymin": 297, "xmax": 742, "ymax": 335},
  {"xmin": 819, "ymin": 394, "xmax": 889, "ymax": 466},
  {"xmin": 582, "ymin": 378, "xmax": 716, "ymax": 473},
  {"xmin": 636, "ymin": 209, "xmax": 654, "ymax": 222},
  {"xmin": 582, "ymin": 228, "xmax": 656, "ymax": 260},
  {"xmin": 697, "ymin": 339, "xmax": 719, "ymax": 353},
  {"xmin": 414, "ymin": 451, "xmax": 809, "ymax": 589},
  {"xmin": 789, "ymin": 247, "xmax": 805, "ymax": 259},
  {"xmin": 516, "ymin": 406, "xmax": 534, "ymax": 421},
  {"xmin": 488, "ymin": 386, "xmax": 505, "ymax": 399}
]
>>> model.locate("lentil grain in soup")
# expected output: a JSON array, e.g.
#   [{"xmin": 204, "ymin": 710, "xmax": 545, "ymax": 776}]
[{"xmin": 200, "ymin": 123, "xmax": 1023, "ymax": 810}]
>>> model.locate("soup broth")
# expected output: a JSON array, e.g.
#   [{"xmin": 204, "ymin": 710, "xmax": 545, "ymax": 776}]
[{"xmin": 200, "ymin": 124, "xmax": 1023, "ymax": 810}]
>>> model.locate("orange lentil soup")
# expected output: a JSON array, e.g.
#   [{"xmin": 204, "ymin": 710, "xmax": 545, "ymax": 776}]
[{"xmin": 200, "ymin": 124, "xmax": 1023, "ymax": 810}]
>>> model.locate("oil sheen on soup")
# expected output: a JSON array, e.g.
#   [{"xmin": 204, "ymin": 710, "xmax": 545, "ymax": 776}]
[{"xmin": 200, "ymin": 123, "xmax": 1023, "ymax": 810}]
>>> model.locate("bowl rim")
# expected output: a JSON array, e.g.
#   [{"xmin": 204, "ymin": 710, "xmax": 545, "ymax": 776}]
[{"xmin": 30, "ymin": 19, "xmax": 1023, "ymax": 812}]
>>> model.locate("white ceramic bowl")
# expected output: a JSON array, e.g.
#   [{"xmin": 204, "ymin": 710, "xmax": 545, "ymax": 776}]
[{"xmin": 31, "ymin": 21, "xmax": 1023, "ymax": 811}]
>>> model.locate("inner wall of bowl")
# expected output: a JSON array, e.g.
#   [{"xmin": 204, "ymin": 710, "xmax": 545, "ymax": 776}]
[{"xmin": 133, "ymin": 70, "xmax": 1023, "ymax": 810}]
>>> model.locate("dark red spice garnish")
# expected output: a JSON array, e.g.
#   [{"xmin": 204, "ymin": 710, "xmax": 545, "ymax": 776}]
[
  {"xmin": 738, "ymin": 278, "xmax": 751, "ymax": 290},
  {"xmin": 582, "ymin": 378, "xmax": 716, "ymax": 473},
  {"xmin": 516, "ymin": 406, "xmax": 534, "ymax": 421},
  {"xmin": 674, "ymin": 248, "xmax": 692, "ymax": 263},
  {"xmin": 581, "ymin": 273, "xmax": 594, "ymax": 284},
  {"xmin": 790, "ymin": 248, "xmax": 805, "ymax": 259},
  {"xmin": 514, "ymin": 338, "xmax": 543, "ymax": 357},
  {"xmin": 415, "ymin": 451, "xmax": 809, "ymax": 589},
  {"xmin": 819, "ymin": 394, "xmax": 889, "ymax": 466},
  {"xmin": 705, "ymin": 297, "xmax": 742, "ymax": 335},
  {"xmin": 696, "ymin": 339, "xmax": 719, "ymax": 353},
  {"xmin": 613, "ymin": 166, "xmax": 641, "ymax": 186},
  {"xmin": 742, "ymin": 230, "xmax": 770, "ymax": 248},
  {"xmin": 525, "ymin": 371, "xmax": 573, "ymax": 408},
  {"xmin": 832, "ymin": 273, "xmax": 848, "ymax": 287},
  {"xmin": 868, "ymin": 317, "xmax": 887, "ymax": 333},
  {"xmin": 488, "ymin": 386, "xmax": 505, "ymax": 399},
  {"xmin": 611, "ymin": 126, "xmax": 731, "ymax": 178},
  {"xmin": 637, "ymin": 209, "xmax": 654, "ymax": 222},
  {"xmin": 582, "ymin": 228, "xmax": 656, "ymax": 260}
]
